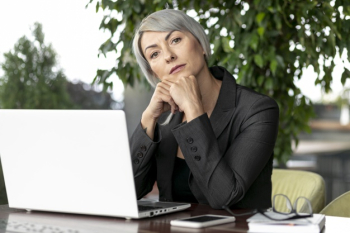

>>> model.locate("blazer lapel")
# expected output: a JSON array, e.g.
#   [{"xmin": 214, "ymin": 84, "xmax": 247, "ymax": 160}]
[{"xmin": 209, "ymin": 67, "xmax": 237, "ymax": 138}]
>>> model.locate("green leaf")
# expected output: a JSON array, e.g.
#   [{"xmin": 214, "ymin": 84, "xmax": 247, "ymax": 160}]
[
  {"xmin": 96, "ymin": 1, "xmax": 100, "ymax": 13},
  {"xmin": 249, "ymin": 34, "xmax": 259, "ymax": 51},
  {"xmin": 265, "ymin": 78, "xmax": 273, "ymax": 90},
  {"xmin": 257, "ymin": 75, "xmax": 265, "ymax": 86},
  {"xmin": 254, "ymin": 54, "xmax": 264, "ymax": 68},
  {"xmin": 213, "ymin": 37, "xmax": 221, "ymax": 54},
  {"xmin": 133, "ymin": 2, "xmax": 141, "ymax": 13},
  {"xmin": 270, "ymin": 60, "xmax": 278, "ymax": 75},
  {"xmin": 276, "ymin": 55, "xmax": 285, "ymax": 68},
  {"xmin": 341, "ymin": 68, "xmax": 350, "ymax": 85},
  {"xmin": 256, "ymin": 12, "xmax": 266, "ymax": 24},
  {"xmin": 267, "ymin": 6, "xmax": 275, "ymax": 13},
  {"xmin": 273, "ymin": 12, "xmax": 283, "ymax": 29},
  {"xmin": 257, "ymin": 27, "xmax": 265, "ymax": 37}
]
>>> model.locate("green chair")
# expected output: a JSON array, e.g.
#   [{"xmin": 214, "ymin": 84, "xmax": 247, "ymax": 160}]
[
  {"xmin": 272, "ymin": 169, "xmax": 325, "ymax": 213},
  {"xmin": 320, "ymin": 191, "xmax": 350, "ymax": 217}
]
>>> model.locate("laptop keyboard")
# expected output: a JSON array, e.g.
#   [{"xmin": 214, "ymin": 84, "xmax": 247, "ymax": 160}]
[
  {"xmin": 138, "ymin": 205, "xmax": 164, "ymax": 211},
  {"xmin": 0, "ymin": 219, "xmax": 89, "ymax": 233}
]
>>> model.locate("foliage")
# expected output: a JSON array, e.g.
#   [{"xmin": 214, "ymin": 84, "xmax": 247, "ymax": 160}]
[
  {"xmin": 88, "ymin": 0, "xmax": 350, "ymax": 165},
  {"xmin": 0, "ymin": 23, "xmax": 73, "ymax": 109},
  {"xmin": 0, "ymin": 22, "xmax": 118, "ymax": 110}
]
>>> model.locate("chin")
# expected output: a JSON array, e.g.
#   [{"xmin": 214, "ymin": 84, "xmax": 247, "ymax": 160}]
[{"xmin": 175, "ymin": 71, "xmax": 197, "ymax": 79}]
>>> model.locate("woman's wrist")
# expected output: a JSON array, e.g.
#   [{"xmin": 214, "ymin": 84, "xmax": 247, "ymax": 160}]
[
  {"xmin": 142, "ymin": 108, "xmax": 159, "ymax": 124},
  {"xmin": 184, "ymin": 103, "xmax": 204, "ymax": 122},
  {"xmin": 141, "ymin": 110, "xmax": 158, "ymax": 140}
]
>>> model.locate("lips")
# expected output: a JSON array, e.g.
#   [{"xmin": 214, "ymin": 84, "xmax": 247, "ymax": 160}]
[{"xmin": 170, "ymin": 64, "xmax": 186, "ymax": 74}]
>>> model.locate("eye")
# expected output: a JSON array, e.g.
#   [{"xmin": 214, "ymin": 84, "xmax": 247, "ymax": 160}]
[
  {"xmin": 150, "ymin": 51, "xmax": 159, "ymax": 59},
  {"xmin": 171, "ymin": 37, "xmax": 181, "ymax": 44}
]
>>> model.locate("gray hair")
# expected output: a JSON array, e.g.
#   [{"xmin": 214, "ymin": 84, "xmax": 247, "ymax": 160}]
[{"xmin": 132, "ymin": 9, "xmax": 211, "ymax": 87}]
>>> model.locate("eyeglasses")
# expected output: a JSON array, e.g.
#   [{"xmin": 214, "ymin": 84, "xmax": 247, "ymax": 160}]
[{"xmin": 223, "ymin": 194, "xmax": 313, "ymax": 221}]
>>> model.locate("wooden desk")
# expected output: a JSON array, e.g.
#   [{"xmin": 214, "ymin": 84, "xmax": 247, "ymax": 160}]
[{"xmin": 0, "ymin": 204, "xmax": 349, "ymax": 232}]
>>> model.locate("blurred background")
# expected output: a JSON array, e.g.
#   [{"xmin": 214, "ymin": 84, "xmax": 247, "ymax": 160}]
[
  {"xmin": 0, "ymin": 0, "xmax": 350, "ymax": 206},
  {"xmin": 0, "ymin": 0, "xmax": 125, "ymax": 110}
]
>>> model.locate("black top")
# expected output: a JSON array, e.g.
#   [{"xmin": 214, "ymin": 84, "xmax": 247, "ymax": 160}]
[{"xmin": 172, "ymin": 157, "xmax": 198, "ymax": 203}]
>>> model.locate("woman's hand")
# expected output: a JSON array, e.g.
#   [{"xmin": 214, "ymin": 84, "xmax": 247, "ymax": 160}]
[
  {"xmin": 166, "ymin": 75, "xmax": 204, "ymax": 122},
  {"xmin": 141, "ymin": 81, "xmax": 178, "ymax": 139},
  {"xmin": 146, "ymin": 81, "xmax": 179, "ymax": 118}
]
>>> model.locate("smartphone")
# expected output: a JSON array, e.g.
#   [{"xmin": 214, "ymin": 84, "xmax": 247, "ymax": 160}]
[{"xmin": 170, "ymin": 214, "xmax": 236, "ymax": 228}]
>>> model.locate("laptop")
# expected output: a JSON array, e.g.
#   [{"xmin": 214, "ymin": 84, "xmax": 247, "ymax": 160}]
[{"xmin": 0, "ymin": 110, "xmax": 190, "ymax": 219}]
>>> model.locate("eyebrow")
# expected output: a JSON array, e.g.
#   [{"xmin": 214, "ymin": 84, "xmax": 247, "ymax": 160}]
[{"xmin": 144, "ymin": 30, "xmax": 176, "ymax": 54}]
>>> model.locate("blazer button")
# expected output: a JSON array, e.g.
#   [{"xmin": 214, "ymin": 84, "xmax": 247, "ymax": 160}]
[
  {"xmin": 140, "ymin": 145, "xmax": 147, "ymax": 152},
  {"xmin": 186, "ymin": 137, "xmax": 194, "ymax": 144},
  {"xmin": 194, "ymin": 156, "xmax": 201, "ymax": 161},
  {"xmin": 133, "ymin": 159, "xmax": 140, "ymax": 164},
  {"xmin": 191, "ymin": 146, "xmax": 197, "ymax": 152},
  {"xmin": 137, "ymin": 152, "xmax": 143, "ymax": 158}
]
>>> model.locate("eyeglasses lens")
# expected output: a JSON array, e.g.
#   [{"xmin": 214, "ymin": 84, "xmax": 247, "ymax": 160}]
[
  {"xmin": 274, "ymin": 195, "xmax": 292, "ymax": 214},
  {"xmin": 295, "ymin": 197, "xmax": 312, "ymax": 215}
]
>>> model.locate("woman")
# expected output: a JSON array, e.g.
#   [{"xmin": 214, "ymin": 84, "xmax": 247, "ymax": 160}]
[{"xmin": 130, "ymin": 9, "xmax": 279, "ymax": 209}]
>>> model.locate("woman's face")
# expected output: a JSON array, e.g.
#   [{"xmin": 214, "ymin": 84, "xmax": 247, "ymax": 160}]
[{"xmin": 140, "ymin": 30, "xmax": 206, "ymax": 81}]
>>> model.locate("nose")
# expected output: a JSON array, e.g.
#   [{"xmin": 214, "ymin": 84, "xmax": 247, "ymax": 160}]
[{"xmin": 164, "ymin": 49, "xmax": 176, "ymax": 63}]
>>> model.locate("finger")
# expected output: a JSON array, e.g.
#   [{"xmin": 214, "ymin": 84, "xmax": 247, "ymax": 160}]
[
  {"xmin": 162, "ymin": 94, "xmax": 177, "ymax": 113},
  {"xmin": 160, "ymin": 80, "xmax": 174, "ymax": 89},
  {"xmin": 156, "ymin": 91, "xmax": 178, "ymax": 112},
  {"xmin": 157, "ymin": 81, "xmax": 172, "ymax": 91},
  {"xmin": 156, "ymin": 84, "xmax": 172, "ymax": 96},
  {"xmin": 169, "ymin": 99, "xmax": 178, "ymax": 114},
  {"xmin": 155, "ymin": 81, "xmax": 172, "ymax": 94},
  {"xmin": 162, "ymin": 76, "xmax": 177, "ymax": 83}
]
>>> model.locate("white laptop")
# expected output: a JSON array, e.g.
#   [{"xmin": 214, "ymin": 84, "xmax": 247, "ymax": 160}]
[{"xmin": 0, "ymin": 110, "xmax": 190, "ymax": 219}]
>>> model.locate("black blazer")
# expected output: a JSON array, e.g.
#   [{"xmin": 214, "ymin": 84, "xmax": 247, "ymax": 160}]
[{"xmin": 130, "ymin": 66, "xmax": 279, "ymax": 209}]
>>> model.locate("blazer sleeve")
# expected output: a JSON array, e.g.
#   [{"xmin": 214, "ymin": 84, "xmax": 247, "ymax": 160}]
[
  {"xmin": 129, "ymin": 122, "xmax": 161, "ymax": 199},
  {"xmin": 171, "ymin": 96, "xmax": 279, "ymax": 209}
]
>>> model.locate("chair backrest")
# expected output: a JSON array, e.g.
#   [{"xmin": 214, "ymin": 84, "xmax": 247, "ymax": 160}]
[
  {"xmin": 320, "ymin": 191, "xmax": 350, "ymax": 217},
  {"xmin": 272, "ymin": 169, "xmax": 325, "ymax": 213}
]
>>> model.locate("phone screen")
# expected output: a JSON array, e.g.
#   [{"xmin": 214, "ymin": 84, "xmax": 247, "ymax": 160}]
[{"xmin": 180, "ymin": 216, "xmax": 228, "ymax": 222}]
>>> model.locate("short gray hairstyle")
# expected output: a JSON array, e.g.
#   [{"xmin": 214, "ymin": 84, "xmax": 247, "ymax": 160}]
[{"xmin": 132, "ymin": 9, "xmax": 211, "ymax": 87}]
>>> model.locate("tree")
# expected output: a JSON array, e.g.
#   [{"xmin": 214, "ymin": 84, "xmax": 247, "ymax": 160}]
[
  {"xmin": 0, "ymin": 22, "xmax": 74, "ymax": 109},
  {"xmin": 0, "ymin": 22, "xmax": 120, "ymax": 110},
  {"xmin": 89, "ymin": 0, "xmax": 350, "ymax": 165}
]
